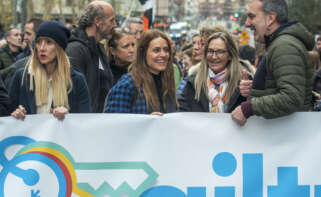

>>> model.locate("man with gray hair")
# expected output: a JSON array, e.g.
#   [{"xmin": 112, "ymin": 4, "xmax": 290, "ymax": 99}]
[
  {"xmin": 0, "ymin": 27, "xmax": 22, "ymax": 80},
  {"xmin": 5, "ymin": 18, "xmax": 43, "ymax": 88},
  {"xmin": 231, "ymin": 0, "xmax": 315, "ymax": 125},
  {"xmin": 125, "ymin": 18, "xmax": 144, "ymax": 40},
  {"xmin": 66, "ymin": 0, "xmax": 117, "ymax": 113}
]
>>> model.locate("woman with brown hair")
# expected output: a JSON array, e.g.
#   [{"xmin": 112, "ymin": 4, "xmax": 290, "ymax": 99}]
[
  {"xmin": 105, "ymin": 28, "xmax": 135, "ymax": 85},
  {"xmin": 309, "ymin": 51, "xmax": 321, "ymax": 71},
  {"xmin": 105, "ymin": 29, "xmax": 177, "ymax": 114},
  {"xmin": 9, "ymin": 21, "xmax": 91, "ymax": 120}
]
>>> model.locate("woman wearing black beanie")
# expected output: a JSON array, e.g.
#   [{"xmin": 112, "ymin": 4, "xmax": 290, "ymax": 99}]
[{"xmin": 9, "ymin": 20, "xmax": 91, "ymax": 120}]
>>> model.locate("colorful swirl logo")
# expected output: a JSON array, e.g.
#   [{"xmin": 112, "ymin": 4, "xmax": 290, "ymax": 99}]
[{"xmin": 0, "ymin": 136, "xmax": 158, "ymax": 197}]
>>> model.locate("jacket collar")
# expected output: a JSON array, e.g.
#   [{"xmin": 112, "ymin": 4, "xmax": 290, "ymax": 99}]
[
  {"xmin": 264, "ymin": 20, "xmax": 297, "ymax": 48},
  {"xmin": 70, "ymin": 28, "xmax": 98, "ymax": 52},
  {"xmin": 2, "ymin": 44, "xmax": 15, "ymax": 55}
]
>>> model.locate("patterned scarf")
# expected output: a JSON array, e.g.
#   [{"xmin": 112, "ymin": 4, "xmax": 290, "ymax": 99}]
[{"xmin": 207, "ymin": 68, "xmax": 228, "ymax": 113}]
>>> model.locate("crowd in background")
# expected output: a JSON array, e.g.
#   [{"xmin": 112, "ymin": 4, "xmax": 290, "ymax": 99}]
[{"xmin": 0, "ymin": 0, "xmax": 320, "ymax": 125}]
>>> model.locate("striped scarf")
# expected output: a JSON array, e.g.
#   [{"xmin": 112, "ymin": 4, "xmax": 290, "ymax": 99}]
[{"xmin": 207, "ymin": 68, "xmax": 228, "ymax": 113}]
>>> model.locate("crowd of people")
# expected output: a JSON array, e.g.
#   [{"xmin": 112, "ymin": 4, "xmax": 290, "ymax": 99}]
[{"xmin": 0, "ymin": 0, "xmax": 320, "ymax": 126}]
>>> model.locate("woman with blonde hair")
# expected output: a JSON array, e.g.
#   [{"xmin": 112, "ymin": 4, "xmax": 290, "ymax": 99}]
[
  {"xmin": 105, "ymin": 29, "xmax": 177, "ymax": 114},
  {"xmin": 178, "ymin": 31, "xmax": 255, "ymax": 113},
  {"xmin": 10, "ymin": 21, "xmax": 91, "ymax": 120}
]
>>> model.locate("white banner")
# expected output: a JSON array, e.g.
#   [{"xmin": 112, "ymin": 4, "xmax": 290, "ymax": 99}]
[{"xmin": 0, "ymin": 112, "xmax": 321, "ymax": 197}]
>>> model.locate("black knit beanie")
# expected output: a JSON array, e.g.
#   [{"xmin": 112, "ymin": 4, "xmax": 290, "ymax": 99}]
[{"xmin": 36, "ymin": 20, "xmax": 70, "ymax": 50}]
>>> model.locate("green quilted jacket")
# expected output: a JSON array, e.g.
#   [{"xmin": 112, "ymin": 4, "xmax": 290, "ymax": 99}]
[
  {"xmin": 250, "ymin": 22, "xmax": 315, "ymax": 119},
  {"xmin": 0, "ymin": 44, "xmax": 17, "ymax": 80}
]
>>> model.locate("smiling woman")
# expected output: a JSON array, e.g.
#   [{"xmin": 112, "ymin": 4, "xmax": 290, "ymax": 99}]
[
  {"xmin": 105, "ymin": 29, "xmax": 177, "ymax": 114},
  {"xmin": 178, "ymin": 30, "xmax": 255, "ymax": 113},
  {"xmin": 9, "ymin": 21, "xmax": 91, "ymax": 121}
]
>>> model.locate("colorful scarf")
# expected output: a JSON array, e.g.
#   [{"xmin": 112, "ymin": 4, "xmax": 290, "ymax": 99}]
[{"xmin": 207, "ymin": 68, "xmax": 228, "ymax": 113}]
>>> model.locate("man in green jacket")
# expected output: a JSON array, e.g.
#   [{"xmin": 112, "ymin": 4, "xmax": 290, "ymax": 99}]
[
  {"xmin": 0, "ymin": 27, "xmax": 22, "ymax": 80},
  {"xmin": 231, "ymin": 0, "xmax": 315, "ymax": 126}
]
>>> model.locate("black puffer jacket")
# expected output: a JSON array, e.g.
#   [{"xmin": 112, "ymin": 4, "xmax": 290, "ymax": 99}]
[{"xmin": 66, "ymin": 28, "xmax": 113, "ymax": 113}]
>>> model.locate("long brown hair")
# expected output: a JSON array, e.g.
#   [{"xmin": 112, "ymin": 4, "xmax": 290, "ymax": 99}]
[
  {"xmin": 309, "ymin": 51, "xmax": 321, "ymax": 71},
  {"xmin": 131, "ymin": 29, "xmax": 176, "ymax": 111}
]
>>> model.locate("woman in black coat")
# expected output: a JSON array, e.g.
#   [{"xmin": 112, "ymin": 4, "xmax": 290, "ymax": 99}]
[
  {"xmin": 9, "ymin": 21, "xmax": 91, "ymax": 120},
  {"xmin": 178, "ymin": 31, "xmax": 255, "ymax": 113}
]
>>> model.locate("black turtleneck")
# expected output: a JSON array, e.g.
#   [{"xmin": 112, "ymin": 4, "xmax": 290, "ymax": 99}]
[
  {"xmin": 152, "ymin": 73, "xmax": 164, "ymax": 113},
  {"xmin": 110, "ymin": 59, "xmax": 129, "ymax": 85}
]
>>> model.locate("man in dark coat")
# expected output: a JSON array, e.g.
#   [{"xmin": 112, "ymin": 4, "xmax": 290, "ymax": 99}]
[
  {"xmin": 66, "ymin": 1, "xmax": 116, "ymax": 113},
  {"xmin": 5, "ymin": 19, "xmax": 43, "ymax": 88},
  {"xmin": 0, "ymin": 28, "xmax": 22, "ymax": 80},
  {"xmin": 125, "ymin": 18, "xmax": 144, "ymax": 40}
]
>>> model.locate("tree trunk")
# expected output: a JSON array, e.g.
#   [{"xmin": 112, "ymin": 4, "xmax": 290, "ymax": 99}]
[
  {"xmin": 0, "ymin": 0, "xmax": 4, "ymax": 26},
  {"xmin": 78, "ymin": 0, "xmax": 85, "ymax": 12},
  {"xmin": 58, "ymin": 0, "xmax": 65, "ymax": 22},
  {"xmin": 27, "ymin": 0, "xmax": 35, "ymax": 20},
  {"xmin": 43, "ymin": 0, "xmax": 55, "ymax": 20},
  {"xmin": 110, "ymin": 0, "xmax": 116, "ymax": 9},
  {"xmin": 71, "ymin": 0, "xmax": 76, "ymax": 24},
  {"xmin": 20, "ymin": 0, "xmax": 27, "ymax": 27},
  {"xmin": 1, "ymin": 0, "xmax": 13, "ymax": 30}
]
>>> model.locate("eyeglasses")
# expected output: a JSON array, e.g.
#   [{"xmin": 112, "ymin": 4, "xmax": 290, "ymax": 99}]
[{"xmin": 207, "ymin": 49, "xmax": 227, "ymax": 57}]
